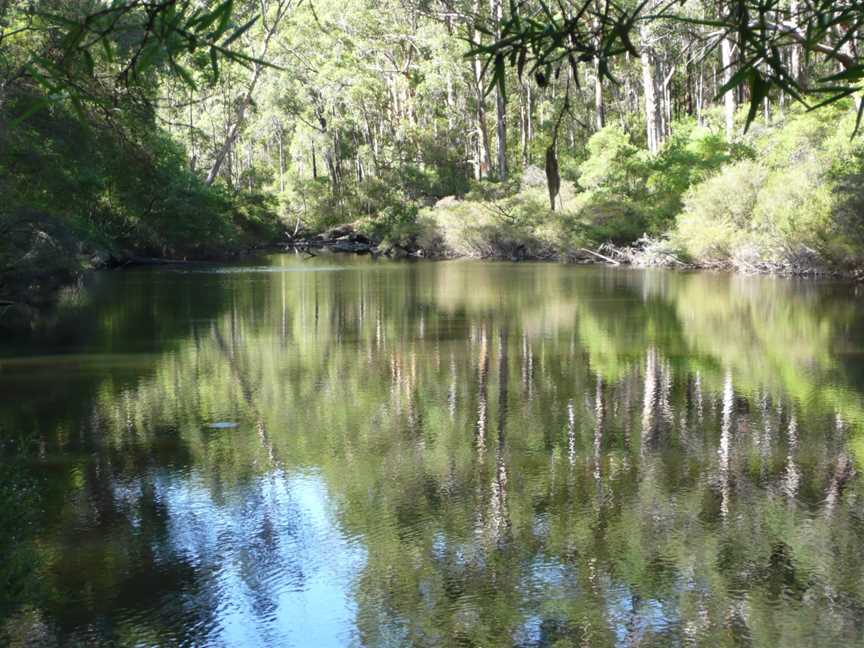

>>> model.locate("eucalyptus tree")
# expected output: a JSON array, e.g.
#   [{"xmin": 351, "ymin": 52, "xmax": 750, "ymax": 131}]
[
  {"xmin": 205, "ymin": 0, "xmax": 296, "ymax": 185},
  {"xmin": 473, "ymin": 0, "xmax": 864, "ymax": 138}
]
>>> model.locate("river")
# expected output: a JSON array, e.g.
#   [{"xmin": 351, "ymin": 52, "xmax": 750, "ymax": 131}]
[{"xmin": 2, "ymin": 254, "xmax": 864, "ymax": 646}]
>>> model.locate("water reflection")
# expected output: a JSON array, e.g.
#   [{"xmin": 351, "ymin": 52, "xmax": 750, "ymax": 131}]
[{"xmin": 2, "ymin": 255, "xmax": 864, "ymax": 646}]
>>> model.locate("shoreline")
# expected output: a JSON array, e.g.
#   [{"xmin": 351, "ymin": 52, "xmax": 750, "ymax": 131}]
[
  {"xmin": 3, "ymin": 231, "xmax": 862, "ymax": 316},
  {"xmin": 279, "ymin": 230, "xmax": 864, "ymax": 282}
]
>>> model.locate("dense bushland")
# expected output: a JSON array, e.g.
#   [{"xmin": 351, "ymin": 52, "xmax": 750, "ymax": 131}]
[
  {"xmin": 675, "ymin": 105, "xmax": 864, "ymax": 271},
  {"xmin": 2, "ymin": 0, "xmax": 864, "ymax": 298},
  {"xmin": 309, "ymin": 104, "xmax": 864, "ymax": 273}
]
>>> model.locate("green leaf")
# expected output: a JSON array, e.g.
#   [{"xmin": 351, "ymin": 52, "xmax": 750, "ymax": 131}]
[
  {"xmin": 517, "ymin": 47, "xmax": 527, "ymax": 79},
  {"xmin": 496, "ymin": 53, "xmax": 507, "ymax": 104},
  {"xmin": 100, "ymin": 38, "xmax": 115, "ymax": 64},
  {"xmin": 743, "ymin": 71, "xmax": 770, "ymax": 133},
  {"xmin": 806, "ymin": 86, "xmax": 860, "ymax": 111},
  {"xmin": 169, "ymin": 59, "xmax": 197, "ymax": 89},
  {"xmin": 715, "ymin": 61, "xmax": 754, "ymax": 100},
  {"xmin": 136, "ymin": 41, "xmax": 162, "ymax": 74},
  {"xmin": 820, "ymin": 66, "xmax": 864, "ymax": 84},
  {"xmin": 210, "ymin": 47, "xmax": 220, "ymax": 81},
  {"xmin": 10, "ymin": 95, "xmax": 56, "ymax": 127},
  {"xmin": 82, "ymin": 50, "xmax": 94, "ymax": 77},
  {"xmin": 222, "ymin": 16, "xmax": 259, "ymax": 47},
  {"xmin": 213, "ymin": 0, "xmax": 235, "ymax": 38}
]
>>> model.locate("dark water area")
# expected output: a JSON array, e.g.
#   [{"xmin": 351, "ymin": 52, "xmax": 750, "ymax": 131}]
[{"xmin": 2, "ymin": 254, "xmax": 864, "ymax": 647}]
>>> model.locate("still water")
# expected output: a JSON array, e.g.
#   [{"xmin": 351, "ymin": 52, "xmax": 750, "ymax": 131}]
[{"xmin": 2, "ymin": 254, "xmax": 864, "ymax": 647}]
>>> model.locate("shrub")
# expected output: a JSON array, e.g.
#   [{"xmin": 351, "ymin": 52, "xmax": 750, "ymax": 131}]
[
  {"xmin": 0, "ymin": 90, "xmax": 284, "ymax": 267},
  {"xmin": 674, "ymin": 160, "xmax": 766, "ymax": 262},
  {"xmin": 645, "ymin": 124, "xmax": 752, "ymax": 230},
  {"xmin": 423, "ymin": 190, "xmax": 554, "ymax": 259},
  {"xmin": 578, "ymin": 126, "xmax": 648, "ymax": 195},
  {"xmin": 674, "ymin": 106, "xmax": 864, "ymax": 269},
  {"xmin": 282, "ymin": 176, "xmax": 344, "ymax": 232}
]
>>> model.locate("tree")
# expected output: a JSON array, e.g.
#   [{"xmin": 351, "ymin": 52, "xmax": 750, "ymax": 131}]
[
  {"xmin": 0, "ymin": 0, "xmax": 266, "ymax": 121},
  {"xmin": 205, "ymin": 0, "xmax": 295, "ymax": 186},
  {"xmin": 472, "ymin": 0, "xmax": 864, "ymax": 136}
]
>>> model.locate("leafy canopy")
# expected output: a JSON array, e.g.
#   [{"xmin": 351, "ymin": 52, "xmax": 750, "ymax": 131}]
[{"xmin": 472, "ymin": 0, "xmax": 864, "ymax": 134}]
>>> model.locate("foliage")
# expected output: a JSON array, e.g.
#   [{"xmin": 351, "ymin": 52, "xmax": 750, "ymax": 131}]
[
  {"xmin": 644, "ymin": 124, "xmax": 754, "ymax": 229},
  {"xmin": 1, "ymin": 0, "xmax": 269, "ymax": 121},
  {"xmin": 474, "ymin": 0, "xmax": 864, "ymax": 134},
  {"xmin": 578, "ymin": 126, "xmax": 647, "ymax": 195},
  {"xmin": 675, "ymin": 159, "xmax": 769, "ymax": 262},
  {"xmin": 422, "ymin": 190, "xmax": 555, "ymax": 258},
  {"xmin": 0, "ymin": 87, "xmax": 283, "ymax": 291},
  {"xmin": 675, "ymin": 106, "xmax": 864, "ymax": 269},
  {"xmin": 3, "ymin": 0, "xmax": 864, "ymax": 288},
  {"xmin": 569, "ymin": 125, "xmax": 744, "ymax": 240}
]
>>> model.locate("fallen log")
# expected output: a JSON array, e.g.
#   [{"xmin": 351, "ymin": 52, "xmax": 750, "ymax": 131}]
[{"xmin": 579, "ymin": 247, "xmax": 620, "ymax": 266}]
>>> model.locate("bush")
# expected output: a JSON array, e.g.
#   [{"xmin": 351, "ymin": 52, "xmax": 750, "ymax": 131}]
[
  {"xmin": 423, "ymin": 189, "xmax": 554, "ymax": 259},
  {"xmin": 357, "ymin": 202, "xmax": 421, "ymax": 249},
  {"xmin": 282, "ymin": 176, "xmax": 344, "ymax": 232},
  {"xmin": 674, "ymin": 160, "xmax": 767, "ymax": 262},
  {"xmin": 673, "ymin": 105, "xmax": 864, "ymax": 269},
  {"xmin": 573, "ymin": 197, "xmax": 652, "ymax": 246},
  {"xmin": 578, "ymin": 126, "xmax": 648, "ymax": 195},
  {"xmin": 645, "ymin": 124, "xmax": 752, "ymax": 230},
  {"xmin": 0, "ymin": 89, "xmax": 284, "ymax": 269}
]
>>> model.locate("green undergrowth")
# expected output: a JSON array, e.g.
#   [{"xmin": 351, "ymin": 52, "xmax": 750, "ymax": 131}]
[{"xmin": 674, "ymin": 103, "xmax": 864, "ymax": 271}]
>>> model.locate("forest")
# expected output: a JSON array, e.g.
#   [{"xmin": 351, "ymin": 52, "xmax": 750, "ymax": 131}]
[
  {"xmin": 2, "ymin": 0, "xmax": 864, "ymax": 295},
  {"xmin": 5, "ymin": 3, "xmax": 864, "ymax": 644}
]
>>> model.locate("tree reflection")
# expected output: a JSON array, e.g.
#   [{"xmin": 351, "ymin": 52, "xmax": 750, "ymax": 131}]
[{"xmin": 2, "ymin": 258, "xmax": 864, "ymax": 646}]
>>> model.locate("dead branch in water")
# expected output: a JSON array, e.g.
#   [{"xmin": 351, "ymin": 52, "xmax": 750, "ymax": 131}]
[{"xmin": 579, "ymin": 247, "xmax": 620, "ymax": 266}]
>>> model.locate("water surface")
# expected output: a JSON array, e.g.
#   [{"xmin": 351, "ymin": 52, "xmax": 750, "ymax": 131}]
[{"xmin": 2, "ymin": 254, "xmax": 864, "ymax": 647}]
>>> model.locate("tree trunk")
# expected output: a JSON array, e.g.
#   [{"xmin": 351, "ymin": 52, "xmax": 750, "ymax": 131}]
[
  {"xmin": 593, "ymin": 10, "xmax": 605, "ymax": 130},
  {"xmin": 326, "ymin": 133, "xmax": 340, "ymax": 191},
  {"xmin": 471, "ymin": 0, "xmax": 492, "ymax": 180},
  {"xmin": 640, "ymin": 26, "xmax": 662, "ymax": 154},
  {"xmin": 207, "ymin": 65, "xmax": 263, "ymax": 186},
  {"xmin": 594, "ymin": 66, "xmax": 605, "ymax": 130},
  {"xmin": 491, "ymin": 0, "xmax": 507, "ymax": 180},
  {"xmin": 721, "ymin": 32, "xmax": 736, "ymax": 141},
  {"xmin": 520, "ymin": 83, "xmax": 528, "ymax": 165},
  {"xmin": 446, "ymin": 71, "xmax": 455, "ymax": 133},
  {"xmin": 277, "ymin": 125, "xmax": 285, "ymax": 193},
  {"xmin": 789, "ymin": 0, "xmax": 801, "ymax": 83},
  {"xmin": 472, "ymin": 72, "xmax": 491, "ymax": 180}
]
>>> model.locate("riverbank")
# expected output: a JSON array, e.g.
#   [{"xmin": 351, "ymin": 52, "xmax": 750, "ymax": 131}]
[
  {"xmin": 283, "ymin": 221, "xmax": 864, "ymax": 280},
  {"xmin": 5, "ymin": 225, "xmax": 862, "ymax": 338},
  {"xmin": 0, "ymin": 87, "xmax": 286, "ymax": 311},
  {"xmin": 273, "ymin": 105, "xmax": 864, "ymax": 281},
  {"xmin": 2, "ymin": 220, "xmax": 856, "ymax": 313}
]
